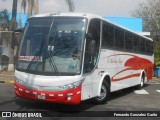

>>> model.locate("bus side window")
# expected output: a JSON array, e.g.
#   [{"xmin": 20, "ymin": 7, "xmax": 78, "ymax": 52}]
[
  {"xmin": 125, "ymin": 31, "xmax": 132, "ymax": 50},
  {"xmin": 150, "ymin": 41, "xmax": 153, "ymax": 54},
  {"xmin": 145, "ymin": 40, "xmax": 150, "ymax": 54},
  {"xmin": 102, "ymin": 21, "xmax": 114, "ymax": 48},
  {"xmin": 132, "ymin": 35, "xmax": 139, "ymax": 52},
  {"xmin": 115, "ymin": 27, "xmax": 124, "ymax": 49},
  {"xmin": 139, "ymin": 38, "xmax": 146, "ymax": 53}
]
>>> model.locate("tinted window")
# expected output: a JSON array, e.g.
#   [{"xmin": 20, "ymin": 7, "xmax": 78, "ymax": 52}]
[
  {"xmin": 145, "ymin": 40, "xmax": 150, "ymax": 53},
  {"xmin": 150, "ymin": 41, "xmax": 153, "ymax": 54},
  {"xmin": 146, "ymin": 40, "xmax": 153, "ymax": 55},
  {"xmin": 115, "ymin": 27, "xmax": 124, "ymax": 49},
  {"xmin": 139, "ymin": 38, "xmax": 146, "ymax": 52},
  {"xmin": 132, "ymin": 35, "xmax": 139, "ymax": 52},
  {"xmin": 102, "ymin": 21, "xmax": 114, "ymax": 48},
  {"xmin": 125, "ymin": 31, "xmax": 132, "ymax": 50}
]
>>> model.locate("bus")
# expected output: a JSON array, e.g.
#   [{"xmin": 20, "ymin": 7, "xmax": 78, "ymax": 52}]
[{"xmin": 14, "ymin": 13, "xmax": 154, "ymax": 104}]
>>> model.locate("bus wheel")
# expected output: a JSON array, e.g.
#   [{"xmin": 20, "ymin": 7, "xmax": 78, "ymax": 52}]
[
  {"xmin": 93, "ymin": 81, "xmax": 110, "ymax": 104},
  {"xmin": 137, "ymin": 74, "xmax": 145, "ymax": 89}
]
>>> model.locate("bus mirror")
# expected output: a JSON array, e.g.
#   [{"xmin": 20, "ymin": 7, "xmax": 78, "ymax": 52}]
[
  {"xmin": 86, "ymin": 33, "xmax": 95, "ymax": 55},
  {"xmin": 86, "ymin": 33, "xmax": 93, "ymax": 40},
  {"xmin": 89, "ymin": 40, "xmax": 96, "ymax": 55}
]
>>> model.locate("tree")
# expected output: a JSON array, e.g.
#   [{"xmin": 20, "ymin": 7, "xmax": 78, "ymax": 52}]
[
  {"xmin": 154, "ymin": 42, "xmax": 160, "ymax": 66},
  {"xmin": 65, "ymin": 0, "xmax": 75, "ymax": 12},
  {"xmin": 0, "ymin": 9, "xmax": 11, "ymax": 30},
  {"xmin": 11, "ymin": 0, "xmax": 18, "ymax": 31},
  {"xmin": 21, "ymin": 0, "xmax": 39, "ymax": 17},
  {"xmin": 2, "ymin": 0, "xmax": 18, "ymax": 30},
  {"xmin": 132, "ymin": 0, "xmax": 160, "ymax": 43},
  {"xmin": 132, "ymin": 0, "xmax": 160, "ymax": 66}
]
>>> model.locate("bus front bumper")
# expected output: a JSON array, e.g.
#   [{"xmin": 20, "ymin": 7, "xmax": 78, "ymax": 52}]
[{"xmin": 15, "ymin": 81, "xmax": 81, "ymax": 104}]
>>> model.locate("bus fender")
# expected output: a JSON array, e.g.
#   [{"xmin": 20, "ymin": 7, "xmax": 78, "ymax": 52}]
[{"xmin": 97, "ymin": 72, "xmax": 111, "ymax": 96}]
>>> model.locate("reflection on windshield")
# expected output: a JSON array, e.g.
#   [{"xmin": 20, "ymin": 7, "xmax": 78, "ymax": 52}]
[{"xmin": 17, "ymin": 17, "xmax": 86, "ymax": 75}]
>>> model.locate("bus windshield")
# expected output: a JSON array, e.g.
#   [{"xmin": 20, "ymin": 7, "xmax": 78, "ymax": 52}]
[{"xmin": 17, "ymin": 17, "xmax": 87, "ymax": 75}]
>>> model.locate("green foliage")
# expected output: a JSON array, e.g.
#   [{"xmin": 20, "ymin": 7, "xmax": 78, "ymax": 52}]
[
  {"xmin": 154, "ymin": 42, "xmax": 160, "ymax": 66},
  {"xmin": 0, "ymin": 9, "xmax": 11, "ymax": 30},
  {"xmin": 132, "ymin": 0, "xmax": 160, "ymax": 66},
  {"xmin": 0, "ymin": 9, "xmax": 17, "ymax": 31}
]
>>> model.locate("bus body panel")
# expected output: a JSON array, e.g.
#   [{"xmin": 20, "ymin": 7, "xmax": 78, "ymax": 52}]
[
  {"xmin": 81, "ymin": 69, "xmax": 102, "ymax": 100},
  {"xmin": 15, "ymin": 81, "xmax": 82, "ymax": 104},
  {"xmin": 15, "ymin": 71, "xmax": 84, "ymax": 87},
  {"xmin": 98, "ymin": 49, "xmax": 153, "ymax": 92},
  {"xmin": 15, "ymin": 70, "xmax": 84, "ymax": 104}
]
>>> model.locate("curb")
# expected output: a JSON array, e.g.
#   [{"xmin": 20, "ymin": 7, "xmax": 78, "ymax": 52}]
[
  {"xmin": 0, "ymin": 80, "xmax": 14, "ymax": 84},
  {"xmin": 0, "ymin": 74, "xmax": 15, "ymax": 76},
  {"xmin": 152, "ymin": 77, "xmax": 160, "ymax": 81},
  {"xmin": 0, "ymin": 81, "xmax": 5, "ymax": 83}
]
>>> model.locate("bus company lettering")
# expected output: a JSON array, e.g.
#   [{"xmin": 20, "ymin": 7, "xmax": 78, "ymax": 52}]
[
  {"xmin": 108, "ymin": 54, "xmax": 153, "ymax": 81},
  {"xmin": 107, "ymin": 58, "xmax": 123, "ymax": 64},
  {"xmin": 19, "ymin": 56, "xmax": 42, "ymax": 61}
]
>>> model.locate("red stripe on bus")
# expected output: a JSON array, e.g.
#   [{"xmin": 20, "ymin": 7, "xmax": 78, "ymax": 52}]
[{"xmin": 112, "ymin": 73, "xmax": 141, "ymax": 82}]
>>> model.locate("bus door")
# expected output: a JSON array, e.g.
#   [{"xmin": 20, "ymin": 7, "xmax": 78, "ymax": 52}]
[{"xmin": 82, "ymin": 18, "xmax": 101, "ymax": 99}]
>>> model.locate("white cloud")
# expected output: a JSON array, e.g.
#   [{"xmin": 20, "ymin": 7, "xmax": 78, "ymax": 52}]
[
  {"xmin": 39, "ymin": 0, "xmax": 68, "ymax": 14},
  {"xmin": 0, "ymin": 0, "xmax": 12, "ymax": 12},
  {"xmin": 0, "ymin": 0, "xmax": 146, "ymax": 17},
  {"xmin": 74, "ymin": 0, "xmax": 146, "ymax": 16}
]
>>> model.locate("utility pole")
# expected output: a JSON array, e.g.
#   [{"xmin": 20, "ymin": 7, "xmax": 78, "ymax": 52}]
[{"xmin": 11, "ymin": 0, "xmax": 18, "ymax": 30}]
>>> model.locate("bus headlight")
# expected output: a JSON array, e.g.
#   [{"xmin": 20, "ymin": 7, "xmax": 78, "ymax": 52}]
[
  {"xmin": 59, "ymin": 79, "xmax": 84, "ymax": 90},
  {"xmin": 16, "ymin": 78, "xmax": 24, "ymax": 85},
  {"xmin": 73, "ymin": 80, "xmax": 83, "ymax": 87}
]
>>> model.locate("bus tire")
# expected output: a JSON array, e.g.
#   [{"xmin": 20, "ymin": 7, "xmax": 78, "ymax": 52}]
[
  {"xmin": 137, "ymin": 73, "xmax": 145, "ymax": 89},
  {"xmin": 92, "ymin": 81, "xmax": 110, "ymax": 104}
]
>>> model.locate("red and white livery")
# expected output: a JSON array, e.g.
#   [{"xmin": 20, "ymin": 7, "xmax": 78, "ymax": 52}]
[{"xmin": 15, "ymin": 13, "xmax": 153, "ymax": 104}]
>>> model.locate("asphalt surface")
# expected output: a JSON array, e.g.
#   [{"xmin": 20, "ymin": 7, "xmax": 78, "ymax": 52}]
[
  {"xmin": 0, "ymin": 71, "xmax": 160, "ymax": 119},
  {"xmin": 0, "ymin": 71, "xmax": 15, "ymax": 84}
]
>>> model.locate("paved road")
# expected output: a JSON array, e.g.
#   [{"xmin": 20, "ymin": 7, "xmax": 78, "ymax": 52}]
[
  {"xmin": 0, "ymin": 74, "xmax": 159, "ymax": 120},
  {"xmin": 0, "ymin": 81, "xmax": 160, "ymax": 113}
]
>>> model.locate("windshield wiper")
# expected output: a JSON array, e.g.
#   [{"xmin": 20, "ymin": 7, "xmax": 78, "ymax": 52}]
[
  {"xmin": 26, "ymin": 41, "xmax": 59, "ymax": 75},
  {"xmin": 45, "ymin": 45, "xmax": 59, "ymax": 74},
  {"xmin": 27, "ymin": 19, "xmax": 59, "ymax": 74},
  {"xmin": 44, "ymin": 22, "xmax": 59, "ymax": 75},
  {"xmin": 26, "ymin": 37, "xmax": 46, "ymax": 71}
]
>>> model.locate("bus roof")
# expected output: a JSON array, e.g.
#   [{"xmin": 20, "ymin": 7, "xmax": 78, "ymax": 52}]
[
  {"xmin": 30, "ymin": 12, "xmax": 102, "ymax": 19},
  {"xmin": 30, "ymin": 12, "xmax": 153, "ymax": 41}
]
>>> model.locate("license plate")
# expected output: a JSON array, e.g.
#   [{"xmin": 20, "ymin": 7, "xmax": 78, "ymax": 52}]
[{"xmin": 37, "ymin": 95, "xmax": 46, "ymax": 100}]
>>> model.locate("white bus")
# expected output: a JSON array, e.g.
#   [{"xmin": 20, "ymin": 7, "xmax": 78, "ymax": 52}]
[{"xmin": 14, "ymin": 13, "xmax": 154, "ymax": 104}]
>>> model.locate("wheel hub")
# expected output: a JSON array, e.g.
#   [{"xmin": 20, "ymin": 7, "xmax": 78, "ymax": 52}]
[{"xmin": 97, "ymin": 84, "xmax": 107, "ymax": 101}]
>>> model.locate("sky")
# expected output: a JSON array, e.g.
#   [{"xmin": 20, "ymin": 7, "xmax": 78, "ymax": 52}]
[{"xmin": 0, "ymin": 0, "xmax": 146, "ymax": 17}]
